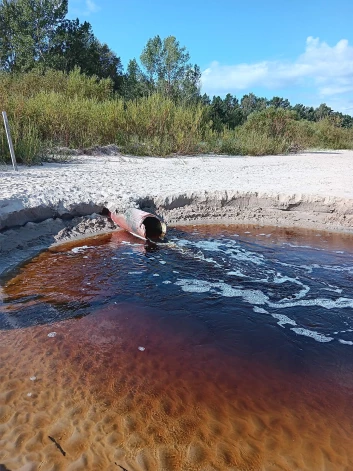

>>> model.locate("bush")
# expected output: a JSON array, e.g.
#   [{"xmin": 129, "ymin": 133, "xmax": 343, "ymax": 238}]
[{"xmin": 310, "ymin": 118, "xmax": 353, "ymax": 149}]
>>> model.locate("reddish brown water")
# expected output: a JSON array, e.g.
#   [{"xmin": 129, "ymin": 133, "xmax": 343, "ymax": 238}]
[{"xmin": 0, "ymin": 225, "xmax": 353, "ymax": 471}]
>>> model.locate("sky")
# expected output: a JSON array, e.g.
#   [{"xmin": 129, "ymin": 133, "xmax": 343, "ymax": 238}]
[{"xmin": 68, "ymin": 0, "xmax": 353, "ymax": 114}]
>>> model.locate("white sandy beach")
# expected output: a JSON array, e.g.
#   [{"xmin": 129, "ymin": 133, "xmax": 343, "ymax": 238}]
[{"xmin": 0, "ymin": 150, "xmax": 353, "ymax": 273}]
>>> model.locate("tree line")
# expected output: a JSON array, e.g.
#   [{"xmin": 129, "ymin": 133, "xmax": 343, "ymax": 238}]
[{"xmin": 1, "ymin": 0, "xmax": 352, "ymax": 131}]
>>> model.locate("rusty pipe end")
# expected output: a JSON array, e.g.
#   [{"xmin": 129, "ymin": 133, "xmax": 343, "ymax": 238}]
[{"xmin": 110, "ymin": 208, "xmax": 167, "ymax": 241}]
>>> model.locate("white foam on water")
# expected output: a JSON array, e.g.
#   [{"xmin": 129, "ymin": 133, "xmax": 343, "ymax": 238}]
[
  {"xmin": 177, "ymin": 238, "xmax": 266, "ymax": 266},
  {"xmin": 253, "ymin": 306, "xmax": 268, "ymax": 314},
  {"xmin": 171, "ymin": 235, "xmax": 353, "ymax": 346},
  {"xmin": 175, "ymin": 279, "xmax": 212, "ymax": 293},
  {"xmin": 71, "ymin": 245, "xmax": 90, "ymax": 254},
  {"xmin": 175, "ymin": 279, "xmax": 268, "ymax": 305},
  {"xmin": 291, "ymin": 328, "xmax": 333, "ymax": 343},
  {"xmin": 193, "ymin": 240, "xmax": 223, "ymax": 252},
  {"xmin": 162, "ymin": 281, "xmax": 172, "ymax": 284},
  {"xmin": 175, "ymin": 276, "xmax": 353, "ymax": 345},
  {"xmin": 191, "ymin": 251, "xmax": 222, "ymax": 268},
  {"xmin": 227, "ymin": 270, "xmax": 248, "ymax": 278},
  {"xmin": 273, "ymin": 274, "xmax": 310, "ymax": 300},
  {"xmin": 175, "ymin": 278, "xmax": 353, "ymax": 310},
  {"xmin": 231, "ymin": 287, "xmax": 268, "ymax": 305},
  {"xmin": 253, "ymin": 306, "xmax": 298, "ymax": 329},
  {"xmin": 323, "ymin": 287, "xmax": 343, "ymax": 294},
  {"xmin": 159, "ymin": 261, "xmax": 166, "ymax": 264},
  {"xmin": 272, "ymin": 314, "xmax": 297, "ymax": 328},
  {"xmin": 225, "ymin": 247, "xmax": 264, "ymax": 266},
  {"xmin": 128, "ymin": 271, "xmax": 143, "ymax": 275},
  {"xmin": 338, "ymin": 339, "xmax": 353, "ymax": 345},
  {"xmin": 153, "ymin": 273, "xmax": 160, "ymax": 277},
  {"xmin": 252, "ymin": 307, "xmax": 299, "ymax": 330},
  {"xmin": 303, "ymin": 263, "xmax": 353, "ymax": 275},
  {"xmin": 269, "ymin": 296, "xmax": 353, "ymax": 310}
]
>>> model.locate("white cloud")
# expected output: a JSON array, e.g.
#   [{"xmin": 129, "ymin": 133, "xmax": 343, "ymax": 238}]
[
  {"xmin": 85, "ymin": 0, "xmax": 100, "ymax": 14},
  {"xmin": 201, "ymin": 37, "xmax": 353, "ymax": 110},
  {"xmin": 69, "ymin": 0, "xmax": 101, "ymax": 16}
]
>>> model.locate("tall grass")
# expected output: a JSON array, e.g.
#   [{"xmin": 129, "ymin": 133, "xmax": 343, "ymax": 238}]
[
  {"xmin": 0, "ymin": 69, "xmax": 352, "ymax": 164},
  {"xmin": 0, "ymin": 71, "xmax": 211, "ymax": 161}
]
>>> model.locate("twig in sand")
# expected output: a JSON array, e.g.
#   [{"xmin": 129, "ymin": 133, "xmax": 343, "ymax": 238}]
[
  {"xmin": 48, "ymin": 436, "xmax": 66, "ymax": 457},
  {"xmin": 115, "ymin": 463, "xmax": 129, "ymax": 471}
]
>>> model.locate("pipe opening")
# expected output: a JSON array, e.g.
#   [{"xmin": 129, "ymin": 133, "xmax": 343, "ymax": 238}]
[
  {"xmin": 100, "ymin": 207, "xmax": 110, "ymax": 216},
  {"xmin": 143, "ymin": 217, "xmax": 163, "ymax": 240}
]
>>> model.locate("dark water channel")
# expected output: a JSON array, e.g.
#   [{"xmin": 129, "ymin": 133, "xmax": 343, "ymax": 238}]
[{"xmin": 0, "ymin": 225, "xmax": 353, "ymax": 471}]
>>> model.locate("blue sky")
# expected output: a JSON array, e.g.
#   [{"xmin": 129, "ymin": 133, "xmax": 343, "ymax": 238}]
[{"xmin": 68, "ymin": 0, "xmax": 353, "ymax": 114}]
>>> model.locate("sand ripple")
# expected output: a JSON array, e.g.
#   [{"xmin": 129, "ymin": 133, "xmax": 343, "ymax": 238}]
[{"xmin": 0, "ymin": 304, "xmax": 352, "ymax": 470}]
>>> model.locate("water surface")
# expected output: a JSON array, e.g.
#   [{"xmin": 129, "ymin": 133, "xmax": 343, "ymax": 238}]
[{"xmin": 0, "ymin": 225, "xmax": 353, "ymax": 471}]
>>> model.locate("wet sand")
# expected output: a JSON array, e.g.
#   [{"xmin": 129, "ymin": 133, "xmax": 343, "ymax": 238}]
[
  {"xmin": 0, "ymin": 304, "xmax": 353, "ymax": 471},
  {"xmin": 0, "ymin": 306, "xmax": 353, "ymax": 471}
]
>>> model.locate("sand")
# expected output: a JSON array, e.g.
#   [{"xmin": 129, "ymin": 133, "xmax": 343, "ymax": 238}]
[
  {"xmin": 1, "ymin": 150, "xmax": 353, "ymax": 276},
  {"xmin": 1, "ymin": 304, "xmax": 352, "ymax": 471},
  {"xmin": 1, "ymin": 151, "xmax": 353, "ymax": 232}
]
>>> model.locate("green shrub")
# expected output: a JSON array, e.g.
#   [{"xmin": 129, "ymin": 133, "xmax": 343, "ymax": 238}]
[
  {"xmin": 311, "ymin": 118, "xmax": 353, "ymax": 149},
  {"xmin": 244, "ymin": 107, "xmax": 299, "ymax": 139}
]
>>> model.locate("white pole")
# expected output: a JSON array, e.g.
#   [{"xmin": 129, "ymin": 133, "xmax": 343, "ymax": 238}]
[{"xmin": 2, "ymin": 111, "xmax": 18, "ymax": 171}]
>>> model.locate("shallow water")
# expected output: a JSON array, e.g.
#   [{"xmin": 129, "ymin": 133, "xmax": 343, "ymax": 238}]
[{"xmin": 0, "ymin": 225, "xmax": 353, "ymax": 471}]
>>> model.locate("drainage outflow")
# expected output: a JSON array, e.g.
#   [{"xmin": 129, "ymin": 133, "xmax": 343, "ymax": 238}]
[{"xmin": 110, "ymin": 208, "xmax": 167, "ymax": 241}]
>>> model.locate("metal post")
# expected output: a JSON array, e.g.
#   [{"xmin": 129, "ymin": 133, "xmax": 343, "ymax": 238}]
[{"xmin": 2, "ymin": 111, "xmax": 18, "ymax": 171}]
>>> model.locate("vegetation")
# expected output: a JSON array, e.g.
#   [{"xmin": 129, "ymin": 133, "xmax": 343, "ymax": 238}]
[
  {"xmin": 0, "ymin": 0, "xmax": 353, "ymax": 164},
  {"xmin": 0, "ymin": 0, "xmax": 122, "ymax": 86}
]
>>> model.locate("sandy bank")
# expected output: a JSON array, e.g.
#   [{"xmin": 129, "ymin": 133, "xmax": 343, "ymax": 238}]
[{"xmin": 1, "ymin": 150, "xmax": 353, "ymax": 274}]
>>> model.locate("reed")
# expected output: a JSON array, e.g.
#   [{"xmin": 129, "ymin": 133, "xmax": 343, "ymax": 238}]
[{"xmin": 0, "ymin": 70, "xmax": 352, "ymax": 164}]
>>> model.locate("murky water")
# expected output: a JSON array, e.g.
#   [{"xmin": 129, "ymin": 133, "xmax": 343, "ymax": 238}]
[{"xmin": 0, "ymin": 225, "xmax": 353, "ymax": 471}]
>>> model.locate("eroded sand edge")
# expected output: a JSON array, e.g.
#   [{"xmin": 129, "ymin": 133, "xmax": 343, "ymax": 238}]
[{"xmin": 1, "ymin": 151, "xmax": 353, "ymax": 275}]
